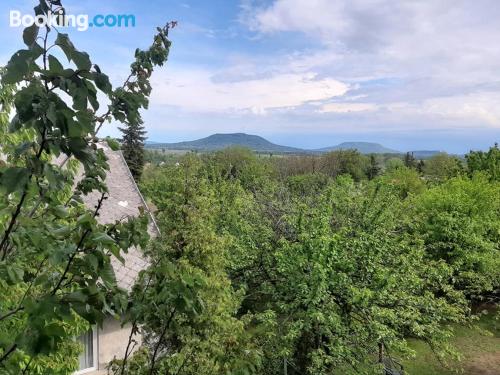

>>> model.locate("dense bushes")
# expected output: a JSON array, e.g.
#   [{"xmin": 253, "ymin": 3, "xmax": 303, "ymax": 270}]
[{"xmin": 123, "ymin": 146, "xmax": 499, "ymax": 374}]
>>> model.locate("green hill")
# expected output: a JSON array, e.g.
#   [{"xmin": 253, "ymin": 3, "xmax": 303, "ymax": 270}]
[
  {"xmin": 146, "ymin": 133, "xmax": 304, "ymax": 153},
  {"xmin": 146, "ymin": 134, "xmax": 446, "ymax": 157},
  {"xmin": 317, "ymin": 142, "xmax": 399, "ymax": 154}
]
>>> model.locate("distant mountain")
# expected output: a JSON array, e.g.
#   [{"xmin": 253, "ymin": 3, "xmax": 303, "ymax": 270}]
[
  {"xmin": 146, "ymin": 133, "xmax": 304, "ymax": 153},
  {"xmin": 146, "ymin": 134, "xmax": 446, "ymax": 156},
  {"xmin": 317, "ymin": 142, "xmax": 400, "ymax": 154},
  {"xmin": 409, "ymin": 150, "xmax": 443, "ymax": 159}
]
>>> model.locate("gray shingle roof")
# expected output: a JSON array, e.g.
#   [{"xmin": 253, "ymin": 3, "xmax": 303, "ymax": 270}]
[{"xmin": 78, "ymin": 144, "xmax": 157, "ymax": 290}]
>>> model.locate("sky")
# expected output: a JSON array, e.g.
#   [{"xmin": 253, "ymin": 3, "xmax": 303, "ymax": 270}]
[{"xmin": 1, "ymin": 0, "xmax": 499, "ymax": 153}]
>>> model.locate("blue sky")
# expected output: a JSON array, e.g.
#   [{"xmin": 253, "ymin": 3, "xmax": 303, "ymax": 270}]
[{"xmin": 1, "ymin": 0, "xmax": 499, "ymax": 153}]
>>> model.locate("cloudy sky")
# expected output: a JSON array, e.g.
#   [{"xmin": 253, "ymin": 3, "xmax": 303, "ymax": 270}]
[{"xmin": 1, "ymin": 0, "xmax": 499, "ymax": 152}]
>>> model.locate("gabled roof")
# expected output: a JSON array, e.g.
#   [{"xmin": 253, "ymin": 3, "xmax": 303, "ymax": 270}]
[{"xmin": 79, "ymin": 145, "xmax": 158, "ymax": 290}]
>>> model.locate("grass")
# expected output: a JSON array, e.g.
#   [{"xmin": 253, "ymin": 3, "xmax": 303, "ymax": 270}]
[{"xmin": 403, "ymin": 309, "xmax": 500, "ymax": 374}]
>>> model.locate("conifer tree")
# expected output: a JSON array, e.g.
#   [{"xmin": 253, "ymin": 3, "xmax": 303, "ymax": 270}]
[
  {"xmin": 404, "ymin": 151, "xmax": 417, "ymax": 168},
  {"xmin": 119, "ymin": 121, "xmax": 147, "ymax": 181},
  {"xmin": 367, "ymin": 154, "xmax": 381, "ymax": 179}
]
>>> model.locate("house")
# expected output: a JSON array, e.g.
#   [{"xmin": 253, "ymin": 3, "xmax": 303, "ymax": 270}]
[{"xmin": 74, "ymin": 145, "xmax": 158, "ymax": 374}]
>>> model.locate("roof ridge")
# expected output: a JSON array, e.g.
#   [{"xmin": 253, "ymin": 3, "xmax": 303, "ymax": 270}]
[{"xmin": 117, "ymin": 150, "xmax": 161, "ymax": 237}]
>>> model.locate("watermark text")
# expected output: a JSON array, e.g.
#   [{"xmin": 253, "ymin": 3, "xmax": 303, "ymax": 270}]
[{"xmin": 9, "ymin": 10, "xmax": 136, "ymax": 32}]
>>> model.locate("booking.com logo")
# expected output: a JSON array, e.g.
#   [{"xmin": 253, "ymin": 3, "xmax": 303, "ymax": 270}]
[{"xmin": 9, "ymin": 10, "xmax": 136, "ymax": 32}]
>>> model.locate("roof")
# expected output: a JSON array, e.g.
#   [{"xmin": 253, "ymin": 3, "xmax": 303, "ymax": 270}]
[{"xmin": 79, "ymin": 144, "xmax": 158, "ymax": 290}]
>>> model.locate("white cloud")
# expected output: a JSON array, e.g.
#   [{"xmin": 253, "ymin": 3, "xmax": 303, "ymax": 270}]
[
  {"xmin": 249, "ymin": 0, "xmax": 348, "ymax": 36},
  {"xmin": 239, "ymin": 0, "xmax": 500, "ymax": 128},
  {"xmin": 319, "ymin": 102, "xmax": 378, "ymax": 113},
  {"xmin": 151, "ymin": 68, "xmax": 349, "ymax": 114},
  {"xmin": 419, "ymin": 93, "xmax": 500, "ymax": 127}
]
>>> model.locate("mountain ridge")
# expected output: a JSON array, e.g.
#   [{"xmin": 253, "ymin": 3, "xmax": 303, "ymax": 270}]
[
  {"xmin": 146, "ymin": 133, "xmax": 443, "ymax": 157},
  {"xmin": 316, "ymin": 141, "xmax": 399, "ymax": 154},
  {"xmin": 146, "ymin": 133, "xmax": 303, "ymax": 153}
]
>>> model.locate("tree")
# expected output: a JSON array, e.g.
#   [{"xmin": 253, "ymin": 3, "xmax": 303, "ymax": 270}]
[
  {"xmin": 119, "ymin": 121, "xmax": 147, "ymax": 181},
  {"xmin": 384, "ymin": 157, "xmax": 405, "ymax": 172},
  {"xmin": 417, "ymin": 159, "xmax": 425, "ymax": 174},
  {"xmin": 381, "ymin": 166, "xmax": 426, "ymax": 198},
  {"xmin": 411, "ymin": 175, "xmax": 500, "ymax": 299},
  {"xmin": 367, "ymin": 154, "xmax": 381, "ymax": 180},
  {"xmin": 423, "ymin": 153, "xmax": 463, "ymax": 181},
  {"xmin": 466, "ymin": 143, "xmax": 500, "ymax": 181},
  {"xmin": 404, "ymin": 152, "xmax": 417, "ymax": 169},
  {"xmin": 320, "ymin": 149, "xmax": 369, "ymax": 181},
  {"xmin": 133, "ymin": 153, "xmax": 478, "ymax": 375},
  {"xmin": 0, "ymin": 1, "xmax": 173, "ymax": 372},
  {"xmin": 112, "ymin": 155, "xmax": 262, "ymax": 375}
]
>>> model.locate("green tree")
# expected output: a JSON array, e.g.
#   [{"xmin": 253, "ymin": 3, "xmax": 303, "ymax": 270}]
[
  {"xmin": 119, "ymin": 121, "xmax": 147, "ymax": 181},
  {"xmin": 411, "ymin": 175, "xmax": 500, "ymax": 299},
  {"xmin": 131, "ymin": 147, "xmax": 494, "ymax": 375},
  {"xmin": 384, "ymin": 157, "xmax": 405, "ymax": 172},
  {"xmin": 0, "ymin": 1, "xmax": 172, "ymax": 372},
  {"xmin": 113, "ymin": 155, "xmax": 262, "ymax": 375},
  {"xmin": 466, "ymin": 143, "xmax": 500, "ymax": 181},
  {"xmin": 381, "ymin": 166, "xmax": 426, "ymax": 198},
  {"xmin": 240, "ymin": 175, "xmax": 467, "ymax": 374},
  {"xmin": 423, "ymin": 153, "xmax": 463, "ymax": 181},
  {"xmin": 320, "ymin": 149, "xmax": 368, "ymax": 181},
  {"xmin": 404, "ymin": 152, "xmax": 417, "ymax": 169},
  {"xmin": 367, "ymin": 154, "xmax": 381, "ymax": 180}
]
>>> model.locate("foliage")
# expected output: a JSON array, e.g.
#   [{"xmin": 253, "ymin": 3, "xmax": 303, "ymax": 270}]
[
  {"xmin": 385, "ymin": 157, "xmax": 405, "ymax": 172},
  {"xmin": 423, "ymin": 153, "xmax": 463, "ymax": 181},
  {"xmin": 0, "ymin": 1, "xmax": 172, "ymax": 373},
  {"xmin": 319, "ymin": 149, "xmax": 369, "ymax": 181},
  {"xmin": 411, "ymin": 175, "xmax": 500, "ymax": 299},
  {"xmin": 119, "ymin": 122, "xmax": 147, "ymax": 181},
  {"xmin": 112, "ymin": 156, "xmax": 262, "ymax": 374},
  {"xmin": 2, "ymin": 3, "xmax": 498, "ymax": 375},
  {"xmin": 125, "ymin": 147, "xmax": 499, "ymax": 374},
  {"xmin": 380, "ymin": 165, "xmax": 426, "ymax": 198},
  {"xmin": 367, "ymin": 154, "xmax": 381, "ymax": 180},
  {"xmin": 117, "ymin": 29, "xmax": 175, "ymax": 181},
  {"xmin": 404, "ymin": 152, "xmax": 417, "ymax": 169},
  {"xmin": 466, "ymin": 143, "xmax": 500, "ymax": 181}
]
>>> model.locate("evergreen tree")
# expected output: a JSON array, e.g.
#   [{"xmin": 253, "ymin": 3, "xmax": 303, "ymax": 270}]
[
  {"xmin": 404, "ymin": 151, "xmax": 417, "ymax": 168},
  {"xmin": 367, "ymin": 154, "xmax": 381, "ymax": 179},
  {"xmin": 417, "ymin": 159, "xmax": 425, "ymax": 173},
  {"xmin": 119, "ymin": 121, "xmax": 147, "ymax": 181}
]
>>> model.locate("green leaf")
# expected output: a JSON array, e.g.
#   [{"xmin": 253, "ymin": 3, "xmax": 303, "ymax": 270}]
[
  {"xmin": 92, "ymin": 233, "xmax": 116, "ymax": 246},
  {"xmin": 8, "ymin": 115, "xmax": 22, "ymax": 132},
  {"xmin": 55, "ymin": 33, "xmax": 76, "ymax": 62},
  {"xmin": 3, "ymin": 50, "xmax": 31, "ymax": 84},
  {"xmin": 65, "ymin": 291, "xmax": 88, "ymax": 304},
  {"xmin": 52, "ymin": 226, "xmax": 72, "ymax": 238},
  {"xmin": 86, "ymin": 254, "xmax": 99, "ymax": 271},
  {"xmin": 48, "ymin": 55, "xmax": 64, "ymax": 74},
  {"xmin": 46, "ymin": 101, "xmax": 57, "ymax": 125},
  {"xmin": 75, "ymin": 110, "xmax": 93, "ymax": 133},
  {"xmin": 77, "ymin": 213, "xmax": 92, "ymax": 226},
  {"xmin": 23, "ymin": 24, "xmax": 39, "ymax": 47},
  {"xmin": 93, "ymin": 72, "xmax": 112, "ymax": 94},
  {"xmin": 0, "ymin": 167, "xmax": 30, "ymax": 193},
  {"xmin": 34, "ymin": 1, "xmax": 49, "ymax": 17},
  {"xmin": 72, "ymin": 51, "xmax": 92, "ymax": 71},
  {"xmin": 52, "ymin": 205, "xmax": 69, "ymax": 219},
  {"xmin": 72, "ymin": 86, "xmax": 88, "ymax": 111},
  {"xmin": 101, "ymin": 263, "xmax": 117, "ymax": 287},
  {"xmin": 6, "ymin": 265, "xmax": 24, "ymax": 284},
  {"xmin": 105, "ymin": 137, "xmax": 120, "ymax": 151}
]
